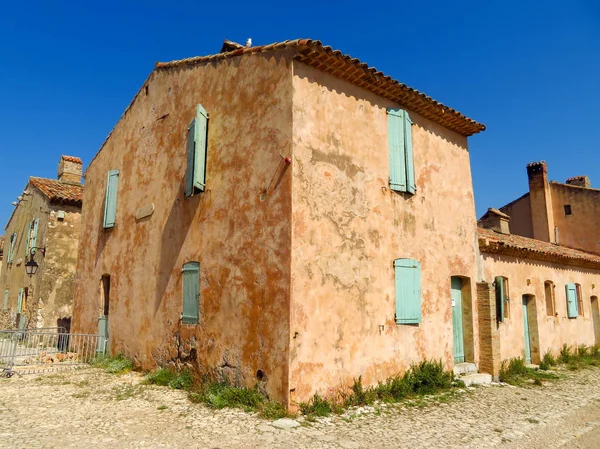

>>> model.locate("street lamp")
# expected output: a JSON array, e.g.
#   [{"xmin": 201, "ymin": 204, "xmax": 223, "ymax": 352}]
[{"xmin": 25, "ymin": 247, "xmax": 46, "ymax": 277}]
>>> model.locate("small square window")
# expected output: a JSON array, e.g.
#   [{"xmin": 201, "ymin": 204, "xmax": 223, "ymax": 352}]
[{"xmin": 564, "ymin": 205, "xmax": 572, "ymax": 215}]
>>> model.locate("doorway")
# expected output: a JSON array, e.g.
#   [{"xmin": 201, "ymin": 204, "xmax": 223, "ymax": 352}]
[
  {"xmin": 451, "ymin": 277, "xmax": 465, "ymax": 363},
  {"xmin": 592, "ymin": 296, "xmax": 600, "ymax": 346},
  {"xmin": 522, "ymin": 294, "xmax": 540, "ymax": 364},
  {"xmin": 98, "ymin": 275, "xmax": 110, "ymax": 353}
]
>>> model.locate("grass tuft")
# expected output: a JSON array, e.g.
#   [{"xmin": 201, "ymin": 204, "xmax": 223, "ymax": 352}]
[
  {"xmin": 145, "ymin": 368, "xmax": 193, "ymax": 390},
  {"xmin": 91, "ymin": 354, "xmax": 134, "ymax": 374}
]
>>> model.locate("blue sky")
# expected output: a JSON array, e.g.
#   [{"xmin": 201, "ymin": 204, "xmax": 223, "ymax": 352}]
[{"xmin": 0, "ymin": 1, "xmax": 598, "ymax": 229}]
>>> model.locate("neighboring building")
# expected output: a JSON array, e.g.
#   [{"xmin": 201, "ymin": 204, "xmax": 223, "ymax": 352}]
[
  {"xmin": 499, "ymin": 161, "xmax": 600, "ymax": 254},
  {"xmin": 476, "ymin": 214, "xmax": 600, "ymax": 378},
  {"xmin": 0, "ymin": 156, "xmax": 83, "ymax": 331},
  {"xmin": 72, "ymin": 38, "xmax": 486, "ymax": 407}
]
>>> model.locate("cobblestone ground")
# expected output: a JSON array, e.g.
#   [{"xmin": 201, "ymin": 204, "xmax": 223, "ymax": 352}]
[{"xmin": 1, "ymin": 366, "xmax": 600, "ymax": 448}]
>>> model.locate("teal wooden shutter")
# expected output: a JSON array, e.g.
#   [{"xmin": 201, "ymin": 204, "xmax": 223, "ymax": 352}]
[
  {"xmin": 103, "ymin": 170, "xmax": 119, "ymax": 228},
  {"xmin": 31, "ymin": 218, "xmax": 39, "ymax": 253},
  {"xmin": 388, "ymin": 109, "xmax": 407, "ymax": 192},
  {"xmin": 566, "ymin": 283, "xmax": 578, "ymax": 318},
  {"xmin": 8, "ymin": 233, "xmax": 16, "ymax": 263},
  {"xmin": 394, "ymin": 258, "xmax": 421, "ymax": 324},
  {"xmin": 25, "ymin": 221, "xmax": 32, "ymax": 257},
  {"xmin": 3, "ymin": 290, "xmax": 8, "ymax": 311},
  {"xmin": 403, "ymin": 111, "xmax": 416, "ymax": 194},
  {"xmin": 182, "ymin": 262, "xmax": 200, "ymax": 324},
  {"xmin": 17, "ymin": 289, "xmax": 23, "ymax": 313},
  {"xmin": 185, "ymin": 104, "xmax": 209, "ymax": 197},
  {"xmin": 495, "ymin": 276, "xmax": 505, "ymax": 322}
]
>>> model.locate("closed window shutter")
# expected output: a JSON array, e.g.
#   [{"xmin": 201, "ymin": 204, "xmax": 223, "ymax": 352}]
[
  {"xmin": 387, "ymin": 109, "xmax": 407, "ymax": 192},
  {"xmin": 17, "ymin": 289, "xmax": 23, "ymax": 313},
  {"xmin": 182, "ymin": 262, "xmax": 200, "ymax": 324},
  {"xmin": 495, "ymin": 276, "xmax": 505, "ymax": 322},
  {"xmin": 185, "ymin": 104, "xmax": 209, "ymax": 197},
  {"xmin": 103, "ymin": 170, "xmax": 120, "ymax": 228},
  {"xmin": 394, "ymin": 258, "xmax": 421, "ymax": 324},
  {"xmin": 3, "ymin": 290, "xmax": 8, "ymax": 311},
  {"xmin": 403, "ymin": 111, "xmax": 416, "ymax": 194},
  {"xmin": 566, "ymin": 283, "xmax": 578, "ymax": 318}
]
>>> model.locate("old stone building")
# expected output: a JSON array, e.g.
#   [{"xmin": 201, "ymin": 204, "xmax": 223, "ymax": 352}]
[
  {"xmin": 0, "ymin": 155, "xmax": 83, "ymax": 331},
  {"xmin": 72, "ymin": 38, "xmax": 487, "ymax": 407},
  {"xmin": 499, "ymin": 161, "xmax": 600, "ymax": 254}
]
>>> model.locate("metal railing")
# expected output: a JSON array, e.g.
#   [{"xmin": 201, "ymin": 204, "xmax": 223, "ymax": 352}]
[{"xmin": 0, "ymin": 329, "xmax": 106, "ymax": 377}]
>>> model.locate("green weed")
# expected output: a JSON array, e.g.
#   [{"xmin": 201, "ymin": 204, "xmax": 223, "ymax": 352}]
[{"xmin": 92, "ymin": 354, "xmax": 134, "ymax": 374}]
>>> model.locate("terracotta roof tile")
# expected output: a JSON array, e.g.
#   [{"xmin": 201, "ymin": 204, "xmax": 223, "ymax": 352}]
[
  {"xmin": 155, "ymin": 39, "xmax": 485, "ymax": 137},
  {"xmin": 61, "ymin": 155, "xmax": 82, "ymax": 164},
  {"xmin": 29, "ymin": 177, "xmax": 83, "ymax": 206},
  {"xmin": 478, "ymin": 228, "xmax": 600, "ymax": 268}
]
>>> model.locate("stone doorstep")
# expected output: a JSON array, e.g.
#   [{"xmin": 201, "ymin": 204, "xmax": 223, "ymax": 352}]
[
  {"xmin": 453, "ymin": 362, "xmax": 478, "ymax": 376},
  {"xmin": 460, "ymin": 373, "xmax": 493, "ymax": 387}
]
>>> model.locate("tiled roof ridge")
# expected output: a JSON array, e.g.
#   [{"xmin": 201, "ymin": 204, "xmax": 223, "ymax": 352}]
[
  {"xmin": 61, "ymin": 155, "xmax": 82, "ymax": 164},
  {"xmin": 155, "ymin": 39, "xmax": 485, "ymax": 137},
  {"xmin": 478, "ymin": 228, "xmax": 600, "ymax": 268}
]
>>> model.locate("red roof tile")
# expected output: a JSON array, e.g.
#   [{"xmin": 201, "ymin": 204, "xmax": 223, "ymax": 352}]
[
  {"xmin": 29, "ymin": 177, "xmax": 83, "ymax": 206},
  {"xmin": 61, "ymin": 155, "xmax": 82, "ymax": 164},
  {"xmin": 478, "ymin": 228, "xmax": 600, "ymax": 269},
  {"xmin": 155, "ymin": 39, "xmax": 485, "ymax": 137}
]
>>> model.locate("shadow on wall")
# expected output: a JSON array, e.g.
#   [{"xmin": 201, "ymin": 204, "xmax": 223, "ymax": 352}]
[
  {"xmin": 154, "ymin": 177, "xmax": 207, "ymax": 315},
  {"xmin": 293, "ymin": 63, "xmax": 468, "ymax": 150}
]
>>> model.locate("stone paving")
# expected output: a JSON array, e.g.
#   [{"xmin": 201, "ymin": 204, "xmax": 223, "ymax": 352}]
[{"xmin": 0, "ymin": 366, "xmax": 600, "ymax": 448}]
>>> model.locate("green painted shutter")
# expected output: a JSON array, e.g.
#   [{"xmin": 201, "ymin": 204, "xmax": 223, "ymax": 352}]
[
  {"xmin": 495, "ymin": 276, "xmax": 505, "ymax": 322},
  {"xmin": 403, "ymin": 111, "xmax": 416, "ymax": 194},
  {"xmin": 103, "ymin": 170, "xmax": 119, "ymax": 228},
  {"xmin": 31, "ymin": 218, "xmax": 39, "ymax": 253},
  {"xmin": 17, "ymin": 288, "xmax": 23, "ymax": 313},
  {"xmin": 25, "ymin": 221, "xmax": 32, "ymax": 258},
  {"xmin": 388, "ymin": 109, "xmax": 407, "ymax": 192},
  {"xmin": 8, "ymin": 233, "xmax": 16, "ymax": 263},
  {"xmin": 566, "ymin": 283, "xmax": 578, "ymax": 318},
  {"xmin": 394, "ymin": 258, "xmax": 421, "ymax": 324},
  {"xmin": 182, "ymin": 262, "xmax": 200, "ymax": 324},
  {"xmin": 3, "ymin": 290, "xmax": 8, "ymax": 311},
  {"xmin": 185, "ymin": 104, "xmax": 209, "ymax": 197}
]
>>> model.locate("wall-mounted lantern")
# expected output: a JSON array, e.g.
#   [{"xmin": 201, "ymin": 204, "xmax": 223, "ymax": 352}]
[{"xmin": 25, "ymin": 247, "xmax": 46, "ymax": 277}]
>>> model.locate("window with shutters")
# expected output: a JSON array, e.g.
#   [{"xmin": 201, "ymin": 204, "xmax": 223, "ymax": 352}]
[
  {"xmin": 565, "ymin": 283, "xmax": 578, "ymax": 318},
  {"xmin": 25, "ymin": 218, "xmax": 39, "ymax": 258},
  {"xmin": 576, "ymin": 284, "xmax": 584, "ymax": 317},
  {"xmin": 103, "ymin": 170, "xmax": 119, "ymax": 229},
  {"xmin": 387, "ymin": 108, "xmax": 416, "ymax": 195},
  {"xmin": 3, "ymin": 290, "xmax": 8, "ymax": 311},
  {"xmin": 544, "ymin": 281, "xmax": 556, "ymax": 317},
  {"xmin": 185, "ymin": 104, "xmax": 209, "ymax": 197},
  {"xmin": 182, "ymin": 262, "xmax": 200, "ymax": 325},
  {"xmin": 7, "ymin": 232, "xmax": 17, "ymax": 264},
  {"xmin": 394, "ymin": 258, "xmax": 421, "ymax": 324},
  {"xmin": 495, "ymin": 276, "xmax": 510, "ymax": 322}
]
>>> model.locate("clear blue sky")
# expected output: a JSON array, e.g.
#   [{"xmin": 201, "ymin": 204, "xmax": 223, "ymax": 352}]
[{"xmin": 1, "ymin": 1, "xmax": 599, "ymax": 229}]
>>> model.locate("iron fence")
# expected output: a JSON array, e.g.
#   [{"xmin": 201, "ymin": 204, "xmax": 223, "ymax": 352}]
[{"xmin": 0, "ymin": 329, "xmax": 106, "ymax": 377}]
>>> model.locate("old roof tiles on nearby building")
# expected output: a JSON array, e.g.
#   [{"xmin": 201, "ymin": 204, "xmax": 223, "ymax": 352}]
[
  {"xmin": 29, "ymin": 177, "xmax": 83, "ymax": 206},
  {"xmin": 155, "ymin": 39, "xmax": 485, "ymax": 137},
  {"xmin": 61, "ymin": 155, "xmax": 83, "ymax": 164},
  {"xmin": 478, "ymin": 227, "xmax": 600, "ymax": 269}
]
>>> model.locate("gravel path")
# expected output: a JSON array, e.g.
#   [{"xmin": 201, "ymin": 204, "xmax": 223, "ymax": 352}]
[{"xmin": 1, "ymin": 366, "xmax": 600, "ymax": 448}]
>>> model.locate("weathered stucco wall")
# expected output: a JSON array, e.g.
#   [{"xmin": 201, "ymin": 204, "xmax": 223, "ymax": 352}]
[
  {"xmin": 480, "ymin": 252, "xmax": 600, "ymax": 362},
  {"xmin": 288, "ymin": 62, "xmax": 480, "ymax": 402},
  {"xmin": 500, "ymin": 194, "xmax": 534, "ymax": 238},
  {"xmin": 73, "ymin": 52, "xmax": 294, "ymax": 403},
  {"xmin": 551, "ymin": 183, "xmax": 600, "ymax": 254},
  {"xmin": 39, "ymin": 206, "xmax": 81, "ymax": 329},
  {"xmin": 0, "ymin": 188, "xmax": 49, "ymax": 328}
]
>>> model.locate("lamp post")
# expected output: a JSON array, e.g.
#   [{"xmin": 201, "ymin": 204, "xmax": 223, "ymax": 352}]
[{"xmin": 25, "ymin": 247, "xmax": 46, "ymax": 277}]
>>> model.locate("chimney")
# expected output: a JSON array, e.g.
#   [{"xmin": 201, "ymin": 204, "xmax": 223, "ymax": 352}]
[
  {"xmin": 566, "ymin": 175, "xmax": 591, "ymax": 189},
  {"xmin": 58, "ymin": 155, "xmax": 83, "ymax": 185},
  {"xmin": 478, "ymin": 208, "xmax": 510, "ymax": 234},
  {"xmin": 527, "ymin": 161, "xmax": 555, "ymax": 243}
]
